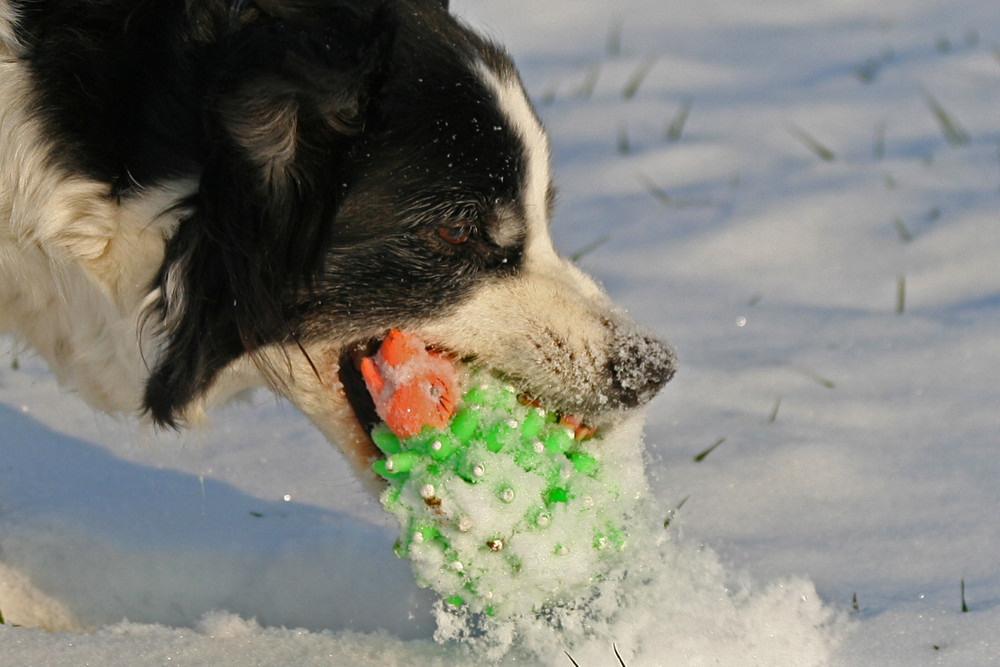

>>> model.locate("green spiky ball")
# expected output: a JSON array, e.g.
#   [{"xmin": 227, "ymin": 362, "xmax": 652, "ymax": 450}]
[{"xmin": 373, "ymin": 370, "xmax": 634, "ymax": 617}]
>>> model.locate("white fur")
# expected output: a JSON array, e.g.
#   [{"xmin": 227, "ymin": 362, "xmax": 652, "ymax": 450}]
[{"xmin": 0, "ymin": 53, "xmax": 190, "ymax": 413}]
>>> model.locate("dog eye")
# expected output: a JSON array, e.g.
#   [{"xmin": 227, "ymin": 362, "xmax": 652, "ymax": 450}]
[{"xmin": 437, "ymin": 223, "xmax": 474, "ymax": 245}]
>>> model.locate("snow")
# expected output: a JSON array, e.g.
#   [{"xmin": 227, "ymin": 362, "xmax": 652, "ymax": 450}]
[{"xmin": 3, "ymin": 0, "xmax": 1000, "ymax": 663}]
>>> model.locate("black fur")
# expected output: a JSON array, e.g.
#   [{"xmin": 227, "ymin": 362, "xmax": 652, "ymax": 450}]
[{"xmin": 13, "ymin": 0, "xmax": 533, "ymax": 424}]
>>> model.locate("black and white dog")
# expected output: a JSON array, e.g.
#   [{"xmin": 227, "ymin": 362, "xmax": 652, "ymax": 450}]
[{"xmin": 0, "ymin": 0, "xmax": 674, "ymax": 492}]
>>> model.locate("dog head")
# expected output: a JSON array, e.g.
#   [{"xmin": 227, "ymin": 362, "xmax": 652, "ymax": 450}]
[{"xmin": 145, "ymin": 0, "xmax": 676, "ymax": 491}]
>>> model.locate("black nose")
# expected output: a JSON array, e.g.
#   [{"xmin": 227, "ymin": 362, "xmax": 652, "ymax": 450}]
[{"xmin": 606, "ymin": 331, "xmax": 676, "ymax": 409}]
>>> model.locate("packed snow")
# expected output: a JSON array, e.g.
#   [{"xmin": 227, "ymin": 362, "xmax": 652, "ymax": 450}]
[{"xmin": 2, "ymin": 0, "xmax": 999, "ymax": 664}]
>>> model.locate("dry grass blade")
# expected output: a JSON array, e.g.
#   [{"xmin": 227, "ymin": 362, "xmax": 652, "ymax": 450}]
[
  {"xmin": 635, "ymin": 172, "xmax": 671, "ymax": 205},
  {"xmin": 576, "ymin": 64, "xmax": 601, "ymax": 98},
  {"xmin": 622, "ymin": 56, "xmax": 657, "ymax": 99},
  {"xmin": 796, "ymin": 367, "xmax": 836, "ymax": 389},
  {"xmin": 607, "ymin": 17, "xmax": 623, "ymax": 57},
  {"xmin": 617, "ymin": 122, "xmax": 630, "ymax": 155},
  {"xmin": 920, "ymin": 87, "xmax": 971, "ymax": 147},
  {"xmin": 787, "ymin": 124, "xmax": 836, "ymax": 162},
  {"xmin": 665, "ymin": 100, "xmax": 692, "ymax": 141},
  {"xmin": 570, "ymin": 234, "xmax": 610, "ymax": 262},
  {"xmin": 539, "ymin": 80, "xmax": 558, "ymax": 106},
  {"xmin": 564, "ymin": 650, "xmax": 582, "ymax": 667},
  {"xmin": 663, "ymin": 495, "xmax": 690, "ymax": 527},
  {"xmin": 614, "ymin": 643, "xmax": 629, "ymax": 666},
  {"xmin": 873, "ymin": 121, "xmax": 886, "ymax": 159},
  {"xmin": 893, "ymin": 218, "xmax": 913, "ymax": 243}
]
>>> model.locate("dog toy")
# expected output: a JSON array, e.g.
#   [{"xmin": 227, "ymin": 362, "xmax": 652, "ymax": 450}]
[{"xmin": 363, "ymin": 329, "xmax": 634, "ymax": 617}]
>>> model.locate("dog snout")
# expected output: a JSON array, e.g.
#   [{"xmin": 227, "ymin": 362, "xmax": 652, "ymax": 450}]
[{"xmin": 606, "ymin": 329, "xmax": 676, "ymax": 409}]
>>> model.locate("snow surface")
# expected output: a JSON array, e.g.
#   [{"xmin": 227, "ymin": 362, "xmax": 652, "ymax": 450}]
[{"xmin": 3, "ymin": 0, "xmax": 1000, "ymax": 663}]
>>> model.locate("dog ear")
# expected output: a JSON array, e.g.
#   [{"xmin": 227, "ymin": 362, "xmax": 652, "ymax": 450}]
[{"xmin": 143, "ymin": 3, "xmax": 393, "ymax": 426}]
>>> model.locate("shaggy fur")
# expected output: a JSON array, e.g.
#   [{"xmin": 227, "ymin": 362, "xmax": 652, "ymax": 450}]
[{"xmin": 0, "ymin": 0, "xmax": 675, "ymax": 492}]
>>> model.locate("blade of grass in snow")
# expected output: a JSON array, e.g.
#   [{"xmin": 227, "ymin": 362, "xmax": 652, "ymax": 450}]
[
  {"xmin": 694, "ymin": 438, "xmax": 725, "ymax": 462},
  {"xmin": 787, "ymin": 124, "xmax": 836, "ymax": 162},
  {"xmin": 855, "ymin": 57, "xmax": 881, "ymax": 84},
  {"xmin": 635, "ymin": 172, "xmax": 672, "ymax": 205},
  {"xmin": 962, "ymin": 579, "xmax": 969, "ymax": 612},
  {"xmin": 896, "ymin": 276, "xmax": 906, "ymax": 315},
  {"xmin": 622, "ymin": 56, "xmax": 657, "ymax": 99},
  {"xmin": 893, "ymin": 218, "xmax": 913, "ymax": 243},
  {"xmin": 663, "ymin": 495, "xmax": 690, "ymax": 528},
  {"xmin": 873, "ymin": 121, "xmax": 886, "ymax": 159},
  {"xmin": 852, "ymin": 593, "xmax": 859, "ymax": 613},
  {"xmin": 614, "ymin": 643, "xmax": 629, "ymax": 666},
  {"xmin": 570, "ymin": 234, "xmax": 610, "ymax": 262},
  {"xmin": 576, "ymin": 63, "xmax": 601, "ymax": 98},
  {"xmin": 564, "ymin": 650, "xmax": 582, "ymax": 667},
  {"xmin": 665, "ymin": 100, "xmax": 692, "ymax": 142},
  {"xmin": 795, "ymin": 367, "xmax": 836, "ymax": 388},
  {"xmin": 606, "ymin": 17, "xmax": 623, "ymax": 57},
  {"xmin": 539, "ymin": 80, "xmax": 558, "ymax": 106},
  {"xmin": 617, "ymin": 122, "xmax": 630, "ymax": 155},
  {"xmin": 769, "ymin": 399, "xmax": 781, "ymax": 423},
  {"xmin": 920, "ymin": 87, "xmax": 971, "ymax": 147},
  {"xmin": 996, "ymin": 139, "xmax": 1000, "ymax": 190}
]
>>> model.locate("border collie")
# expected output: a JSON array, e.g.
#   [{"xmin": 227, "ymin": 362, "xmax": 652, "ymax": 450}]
[{"xmin": 0, "ymin": 0, "xmax": 675, "ymax": 493}]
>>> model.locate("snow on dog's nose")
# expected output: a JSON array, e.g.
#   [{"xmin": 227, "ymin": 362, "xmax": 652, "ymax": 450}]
[{"xmin": 606, "ymin": 328, "xmax": 676, "ymax": 409}]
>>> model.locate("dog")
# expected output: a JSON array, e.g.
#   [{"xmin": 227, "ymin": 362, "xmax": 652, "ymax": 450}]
[{"xmin": 0, "ymin": 0, "xmax": 675, "ymax": 493}]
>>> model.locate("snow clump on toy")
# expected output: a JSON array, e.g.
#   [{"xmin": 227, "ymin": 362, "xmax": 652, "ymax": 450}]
[{"xmin": 361, "ymin": 329, "xmax": 646, "ymax": 617}]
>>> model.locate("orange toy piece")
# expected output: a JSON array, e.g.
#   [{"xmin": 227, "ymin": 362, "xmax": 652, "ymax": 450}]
[{"xmin": 360, "ymin": 329, "xmax": 459, "ymax": 439}]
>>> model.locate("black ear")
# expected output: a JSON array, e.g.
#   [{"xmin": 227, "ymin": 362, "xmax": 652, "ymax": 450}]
[{"xmin": 143, "ymin": 3, "xmax": 393, "ymax": 425}]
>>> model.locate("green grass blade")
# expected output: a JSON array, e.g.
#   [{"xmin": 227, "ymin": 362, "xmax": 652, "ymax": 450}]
[
  {"xmin": 769, "ymin": 398, "xmax": 781, "ymax": 423},
  {"xmin": 570, "ymin": 234, "xmax": 611, "ymax": 262},
  {"xmin": 795, "ymin": 367, "xmax": 836, "ymax": 388},
  {"xmin": 663, "ymin": 495, "xmax": 690, "ymax": 527},
  {"xmin": 622, "ymin": 56, "xmax": 657, "ymax": 99},
  {"xmin": 920, "ymin": 87, "xmax": 971, "ymax": 147},
  {"xmin": 893, "ymin": 218, "xmax": 913, "ymax": 243},
  {"xmin": 617, "ymin": 122, "xmax": 630, "ymax": 155},
  {"xmin": 576, "ymin": 63, "xmax": 601, "ymax": 98},
  {"xmin": 635, "ymin": 173, "xmax": 672, "ymax": 206},
  {"xmin": 607, "ymin": 17, "xmax": 623, "ymax": 57},
  {"xmin": 787, "ymin": 124, "xmax": 836, "ymax": 162},
  {"xmin": 873, "ymin": 121, "xmax": 886, "ymax": 159},
  {"xmin": 694, "ymin": 438, "xmax": 725, "ymax": 462},
  {"xmin": 665, "ymin": 100, "xmax": 692, "ymax": 142}
]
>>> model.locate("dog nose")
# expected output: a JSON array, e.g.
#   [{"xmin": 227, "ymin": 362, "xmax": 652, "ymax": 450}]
[{"xmin": 607, "ymin": 330, "xmax": 676, "ymax": 409}]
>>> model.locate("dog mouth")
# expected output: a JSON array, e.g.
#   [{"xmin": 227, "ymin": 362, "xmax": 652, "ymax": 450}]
[
  {"xmin": 336, "ymin": 331, "xmax": 602, "ymax": 457},
  {"xmin": 338, "ymin": 337, "xmax": 385, "ymax": 440}
]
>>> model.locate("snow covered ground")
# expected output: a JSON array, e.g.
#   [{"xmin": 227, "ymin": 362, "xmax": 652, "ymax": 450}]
[{"xmin": 2, "ymin": 0, "xmax": 999, "ymax": 663}]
